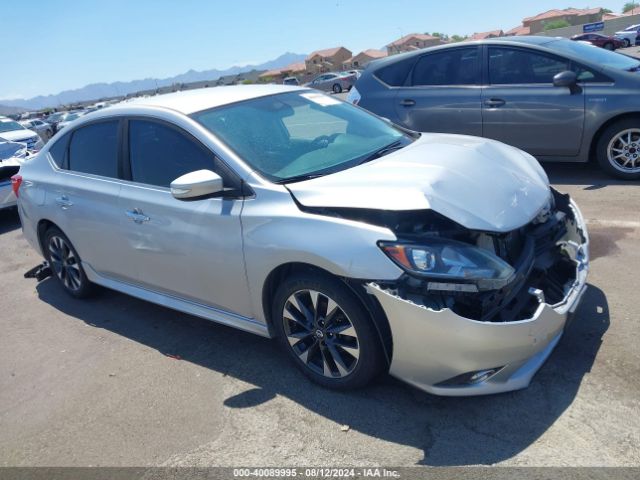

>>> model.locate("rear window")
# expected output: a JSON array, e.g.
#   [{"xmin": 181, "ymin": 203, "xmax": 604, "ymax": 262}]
[
  {"xmin": 69, "ymin": 121, "xmax": 119, "ymax": 178},
  {"xmin": 374, "ymin": 56, "xmax": 416, "ymax": 86},
  {"xmin": 48, "ymin": 133, "xmax": 70, "ymax": 168}
]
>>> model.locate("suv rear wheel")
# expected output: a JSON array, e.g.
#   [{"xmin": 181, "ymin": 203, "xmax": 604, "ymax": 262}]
[
  {"xmin": 272, "ymin": 272, "xmax": 385, "ymax": 390},
  {"xmin": 596, "ymin": 119, "xmax": 640, "ymax": 180}
]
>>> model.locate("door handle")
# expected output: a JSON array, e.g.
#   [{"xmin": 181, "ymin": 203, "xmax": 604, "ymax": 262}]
[
  {"xmin": 55, "ymin": 195, "xmax": 73, "ymax": 209},
  {"xmin": 126, "ymin": 208, "xmax": 150, "ymax": 224},
  {"xmin": 484, "ymin": 98, "xmax": 506, "ymax": 108},
  {"xmin": 399, "ymin": 98, "xmax": 416, "ymax": 107}
]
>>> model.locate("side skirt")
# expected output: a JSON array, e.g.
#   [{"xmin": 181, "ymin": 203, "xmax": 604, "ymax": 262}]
[{"xmin": 83, "ymin": 263, "xmax": 271, "ymax": 338}]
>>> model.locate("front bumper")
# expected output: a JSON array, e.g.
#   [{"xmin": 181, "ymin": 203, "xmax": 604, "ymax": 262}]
[{"xmin": 367, "ymin": 199, "xmax": 589, "ymax": 396}]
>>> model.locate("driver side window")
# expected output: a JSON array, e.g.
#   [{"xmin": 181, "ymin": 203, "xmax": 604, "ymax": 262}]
[{"xmin": 128, "ymin": 120, "xmax": 217, "ymax": 187}]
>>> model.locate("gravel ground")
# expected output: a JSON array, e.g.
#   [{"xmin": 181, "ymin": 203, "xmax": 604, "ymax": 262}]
[{"xmin": 0, "ymin": 162, "xmax": 638, "ymax": 467}]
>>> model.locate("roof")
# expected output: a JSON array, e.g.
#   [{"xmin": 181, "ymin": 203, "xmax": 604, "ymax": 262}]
[
  {"xmin": 111, "ymin": 85, "xmax": 302, "ymax": 115},
  {"xmin": 259, "ymin": 62, "xmax": 306, "ymax": 79},
  {"xmin": 523, "ymin": 7, "xmax": 601, "ymax": 24},
  {"xmin": 468, "ymin": 30, "xmax": 504, "ymax": 41},
  {"xmin": 306, "ymin": 47, "xmax": 345, "ymax": 59},
  {"xmin": 345, "ymin": 49, "xmax": 388, "ymax": 63},
  {"xmin": 505, "ymin": 25, "xmax": 531, "ymax": 36},
  {"xmin": 387, "ymin": 33, "xmax": 439, "ymax": 47}
]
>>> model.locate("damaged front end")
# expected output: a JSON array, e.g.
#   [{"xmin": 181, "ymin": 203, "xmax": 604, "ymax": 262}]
[{"xmin": 364, "ymin": 189, "xmax": 589, "ymax": 395}]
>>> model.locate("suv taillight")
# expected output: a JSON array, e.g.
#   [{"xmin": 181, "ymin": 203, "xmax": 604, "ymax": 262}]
[{"xmin": 11, "ymin": 175, "xmax": 22, "ymax": 198}]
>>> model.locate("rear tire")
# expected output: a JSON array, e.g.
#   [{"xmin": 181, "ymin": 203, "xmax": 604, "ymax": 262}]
[
  {"xmin": 595, "ymin": 118, "xmax": 640, "ymax": 180},
  {"xmin": 623, "ymin": 38, "xmax": 631, "ymax": 48},
  {"xmin": 603, "ymin": 42, "xmax": 614, "ymax": 51},
  {"xmin": 43, "ymin": 226, "xmax": 95, "ymax": 298},
  {"xmin": 272, "ymin": 272, "xmax": 385, "ymax": 390},
  {"xmin": 332, "ymin": 83, "xmax": 342, "ymax": 94}
]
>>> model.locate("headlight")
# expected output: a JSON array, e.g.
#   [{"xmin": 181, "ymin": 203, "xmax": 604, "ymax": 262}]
[{"xmin": 379, "ymin": 239, "xmax": 515, "ymax": 291}]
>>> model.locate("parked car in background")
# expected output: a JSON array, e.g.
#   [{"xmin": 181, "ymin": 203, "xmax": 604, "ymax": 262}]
[
  {"xmin": 20, "ymin": 119, "xmax": 54, "ymax": 140},
  {"xmin": 614, "ymin": 24, "xmax": 640, "ymax": 47},
  {"xmin": 45, "ymin": 111, "xmax": 70, "ymax": 134},
  {"xmin": 348, "ymin": 36, "xmax": 640, "ymax": 179},
  {"xmin": 283, "ymin": 76, "xmax": 300, "ymax": 86},
  {"xmin": 0, "ymin": 136, "xmax": 27, "ymax": 210},
  {"xmin": 571, "ymin": 33, "xmax": 625, "ymax": 50},
  {"xmin": 0, "ymin": 117, "xmax": 42, "ymax": 151},
  {"xmin": 304, "ymin": 72, "xmax": 356, "ymax": 93},
  {"xmin": 14, "ymin": 85, "xmax": 589, "ymax": 396},
  {"xmin": 56, "ymin": 111, "xmax": 87, "ymax": 131},
  {"xmin": 343, "ymin": 69, "xmax": 363, "ymax": 79}
]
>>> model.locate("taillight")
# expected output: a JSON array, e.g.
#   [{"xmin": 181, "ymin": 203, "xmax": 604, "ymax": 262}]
[{"xmin": 11, "ymin": 174, "xmax": 22, "ymax": 198}]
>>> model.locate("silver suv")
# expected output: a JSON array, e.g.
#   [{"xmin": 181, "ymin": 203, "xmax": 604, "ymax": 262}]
[{"xmin": 15, "ymin": 85, "xmax": 589, "ymax": 396}]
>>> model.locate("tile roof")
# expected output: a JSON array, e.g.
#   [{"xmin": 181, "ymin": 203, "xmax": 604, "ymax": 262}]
[
  {"xmin": 306, "ymin": 47, "xmax": 345, "ymax": 59},
  {"xmin": 468, "ymin": 29, "xmax": 504, "ymax": 41},
  {"xmin": 505, "ymin": 25, "xmax": 531, "ymax": 36},
  {"xmin": 387, "ymin": 33, "xmax": 439, "ymax": 47}
]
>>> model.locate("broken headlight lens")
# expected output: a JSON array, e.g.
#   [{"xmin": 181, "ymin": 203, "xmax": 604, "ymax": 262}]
[{"xmin": 379, "ymin": 239, "xmax": 515, "ymax": 290}]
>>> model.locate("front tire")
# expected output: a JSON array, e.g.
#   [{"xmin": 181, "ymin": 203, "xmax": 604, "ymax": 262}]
[
  {"xmin": 603, "ymin": 42, "xmax": 614, "ymax": 51},
  {"xmin": 596, "ymin": 119, "xmax": 640, "ymax": 180},
  {"xmin": 332, "ymin": 83, "xmax": 342, "ymax": 94},
  {"xmin": 623, "ymin": 38, "xmax": 631, "ymax": 48},
  {"xmin": 43, "ymin": 226, "xmax": 94, "ymax": 298},
  {"xmin": 272, "ymin": 272, "xmax": 385, "ymax": 390}
]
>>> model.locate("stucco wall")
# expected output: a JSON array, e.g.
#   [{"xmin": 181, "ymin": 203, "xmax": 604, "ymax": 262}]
[{"xmin": 538, "ymin": 14, "xmax": 640, "ymax": 38}]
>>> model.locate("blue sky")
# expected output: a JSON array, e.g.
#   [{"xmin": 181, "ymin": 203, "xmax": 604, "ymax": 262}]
[{"xmin": 1, "ymin": 0, "xmax": 630, "ymax": 99}]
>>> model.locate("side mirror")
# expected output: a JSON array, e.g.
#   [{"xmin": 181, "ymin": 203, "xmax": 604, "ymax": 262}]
[
  {"xmin": 553, "ymin": 71, "xmax": 580, "ymax": 93},
  {"xmin": 170, "ymin": 169, "xmax": 223, "ymax": 199}
]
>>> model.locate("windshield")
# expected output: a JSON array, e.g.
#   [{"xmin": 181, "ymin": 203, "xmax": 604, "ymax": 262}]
[
  {"xmin": 192, "ymin": 91, "xmax": 409, "ymax": 183},
  {"xmin": 548, "ymin": 38, "xmax": 640, "ymax": 71},
  {"xmin": 66, "ymin": 113, "xmax": 81, "ymax": 121},
  {"xmin": 0, "ymin": 120, "xmax": 26, "ymax": 133}
]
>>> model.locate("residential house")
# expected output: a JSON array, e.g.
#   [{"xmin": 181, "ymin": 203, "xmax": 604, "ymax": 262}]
[
  {"xmin": 342, "ymin": 49, "xmax": 387, "ymax": 70},
  {"xmin": 305, "ymin": 47, "xmax": 352, "ymax": 74},
  {"xmin": 386, "ymin": 33, "xmax": 443, "ymax": 55},
  {"xmin": 259, "ymin": 62, "xmax": 306, "ymax": 83},
  {"xmin": 467, "ymin": 29, "xmax": 504, "ymax": 41},
  {"xmin": 504, "ymin": 24, "xmax": 531, "ymax": 36}
]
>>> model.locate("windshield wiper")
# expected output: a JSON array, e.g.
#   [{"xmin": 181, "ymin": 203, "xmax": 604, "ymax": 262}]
[
  {"xmin": 275, "ymin": 173, "xmax": 327, "ymax": 184},
  {"xmin": 358, "ymin": 140, "xmax": 406, "ymax": 165}
]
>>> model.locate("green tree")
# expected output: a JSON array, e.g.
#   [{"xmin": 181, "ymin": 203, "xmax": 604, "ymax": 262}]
[
  {"xmin": 623, "ymin": 2, "xmax": 639, "ymax": 13},
  {"xmin": 449, "ymin": 34, "xmax": 467, "ymax": 43},
  {"xmin": 543, "ymin": 19, "xmax": 571, "ymax": 31},
  {"xmin": 602, "ymin": 8, "xmax": 612, "ymax": 14}
]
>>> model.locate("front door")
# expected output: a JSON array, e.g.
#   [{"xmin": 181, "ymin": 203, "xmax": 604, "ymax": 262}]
[
  {"xmin": 481, "ymin": 46, "xmax": 585, "ymax": 157},
  {"xmin": 392, "ymin": 46, "xmax": 483, "ymax": 136},
  {"xmin": 117, "ymin": 118, "xmax": 252, "ymax": 318}
]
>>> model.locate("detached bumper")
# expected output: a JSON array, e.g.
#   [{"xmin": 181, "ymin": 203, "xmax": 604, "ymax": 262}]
[{"xmin": 367, "ymin": 200, "xmax": 589, "ymax": 396}]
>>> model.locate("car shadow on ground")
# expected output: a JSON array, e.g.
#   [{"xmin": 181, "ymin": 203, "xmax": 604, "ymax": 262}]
[
  {"xmin": 0, "ymin": 207, "xmax": 20, "ymax": 235},
  {"xmin": 543, "ymin": 162, "xmax": 640, "ymax": 188},
  {"xmin": 35, "ymin": 279, "xmax": 608, "ymax": 466}
]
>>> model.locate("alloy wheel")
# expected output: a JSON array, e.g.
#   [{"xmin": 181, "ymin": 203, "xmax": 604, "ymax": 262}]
[
  {"xmin": 282, "ymin": 289, "xmax": 359, "ymax": 378},
  {"xmin": 48, "ymin": 235, "xmax": 82, "ymax": 291},
  {"xmin": 607, "ymin": 128, "xmax": 640, "ymax": 174}
]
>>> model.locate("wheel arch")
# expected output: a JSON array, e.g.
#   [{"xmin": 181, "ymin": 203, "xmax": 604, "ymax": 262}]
[
  {"xmin": 36, "ymin": 218, "xmax": 59, "ymax": 253},
  {"xmin": 589, "ymin": 112, "xmax": 640, "ymax": 161},
  {"xmin": 261, "ymin": 262, "xmax": 393, "ymax": 367}
]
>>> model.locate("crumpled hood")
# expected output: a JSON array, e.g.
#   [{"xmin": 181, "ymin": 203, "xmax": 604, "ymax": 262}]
[{"xmin": 287, "ymin": 133, "xmax": 551, "ymax": 233}]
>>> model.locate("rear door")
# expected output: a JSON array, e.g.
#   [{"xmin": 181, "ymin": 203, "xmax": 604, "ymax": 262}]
[
  {"xmin": 117, "ymin": 118, "xmax": 252, "ymax": 317},
  {"xmin": 392, "ymin": 46, "xmax": 483, "ymax": 136},
  {"xmin": 481, "ymin": 46, "xmax": 585, "ymax": 157},
  {"xmin": 47, "ymin": 120, "xmax": 129, "ymax": 280}
]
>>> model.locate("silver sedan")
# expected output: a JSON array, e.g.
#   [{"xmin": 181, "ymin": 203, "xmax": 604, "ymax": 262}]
[
  {"xmin": 304, "ymin": 72, "xmax": 356, "ymax": 93},
  {"xmin": 15, "ymin": 85, "xmax": 588, "ymax": 396}
]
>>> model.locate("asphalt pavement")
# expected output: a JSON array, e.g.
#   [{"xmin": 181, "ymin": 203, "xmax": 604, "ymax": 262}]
[{"xmin": 0, "ymin": 162, "xmax": 638, "ymax": 467}]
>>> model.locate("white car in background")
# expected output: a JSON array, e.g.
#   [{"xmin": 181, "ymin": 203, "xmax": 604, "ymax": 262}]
[
  {"xmin": 614, "ymin": 24, "xmax": 640, "ymax": 47},
  {"xmin": 56, "ymin": 111, "xmax": 88, "ymax": 131},
  {"xmin": 20, "ymin": 119, "xmax": 54, "ymax": 141},
  {"xmin": 0, "ymin": 137, "xmax": 27, "ymax": 210},
  {"xmin": 0, "ymin": 117, "xmax": 42, "ymax": 151}
]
